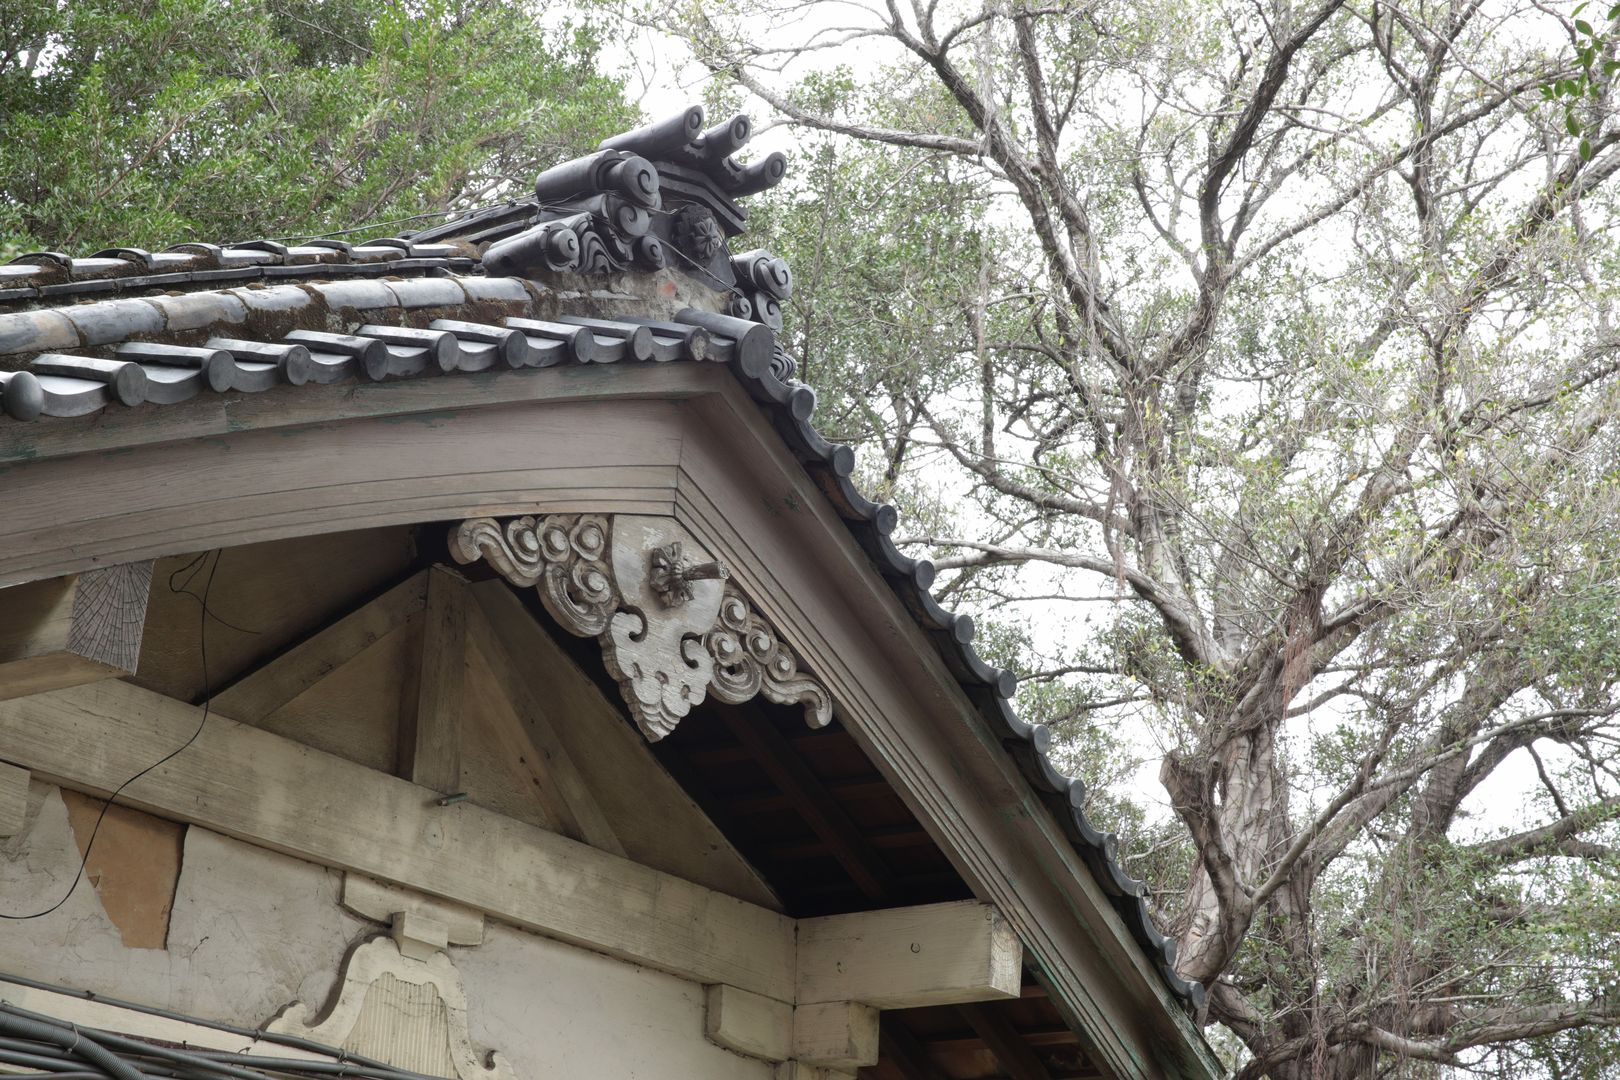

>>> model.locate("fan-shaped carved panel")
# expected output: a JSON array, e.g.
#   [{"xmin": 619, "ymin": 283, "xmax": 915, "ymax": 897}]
[{"xmin": 269, "ymin": 937, "xmax": 513, "ymax": 1080}]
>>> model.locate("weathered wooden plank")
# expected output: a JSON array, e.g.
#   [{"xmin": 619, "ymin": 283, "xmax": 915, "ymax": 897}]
[
  {"xmin": 0, "ymin": 358, "xmax": 721, "ymax": 467},
  {"xmin": 400, "ymin": 567, "xmax": 467, "ymax": 792},
  {"xmin": 0, "ymin": 680, "xmax": 796, "ymax": 1002},
  {"xmin": 466, "ymin": 585, "xmax": 624, "ymax": 854},
  {"xmin": 0, "ymin": 563, "xmax": 152, "ymax": 700},
  {"xmin": 210, "ymin": 571, "xmax": 428, "ymax": 722},
  {"xmin": 0, "ymin": 761, "xmax": 27, "ymax": 835},
  {"xmin": 797, "ymin": 901, "xmax": 1021, "ymax": 1009},
  {"xmin": 461, "ymin": 639, "xmax": 575, "ymax": 834},
  {"xmin": 0, "ymin": 399, "xmax": 689, "ymax": 586}
]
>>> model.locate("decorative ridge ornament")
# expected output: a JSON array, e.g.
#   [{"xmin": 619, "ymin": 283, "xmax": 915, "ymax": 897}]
[{"xmin": 450, "ymin": 514, "xmax": 832, "ymax": 740}]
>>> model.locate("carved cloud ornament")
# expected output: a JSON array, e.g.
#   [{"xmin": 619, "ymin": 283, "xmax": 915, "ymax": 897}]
[{"xmin": 450, "ymin": 514, "xmax": 833, "ymax": 741}]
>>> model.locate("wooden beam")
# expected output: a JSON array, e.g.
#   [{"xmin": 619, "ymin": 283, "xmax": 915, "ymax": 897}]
[
  {"xmin": 399, "ymin": 567, "xmax": 467, "ymax": 792},
  {"xmin": 797, "ymin": 900, "xmax": 1021, "ymax": 1009},
  {"xmin": 341, "ymin": 873, "xmax": 484, "ymax": 945},
  {"xmin": 466, "ymin": 583, "xmax": 624, "ymax": 854},
  {"xmin": 0, "ymin": 563, "xmax": 152, "ymax": 700},
  {"xmin": 960, "ymin": 1004, "xmax": 1054, "ymax": 1080},
  {"xmin": 792, "ymin": 1002, "xmax": 879, "ymax": 1070},
  {"xmin": 715, "ymin": 699, "xmax": 896, "ymax": 902},
  {"xmin": 0, "ymin": 680, "xmax": 796, "ymax": 1002},
  {"xmin": 0, "ymin": 761, "xmax": 27, "ymax": 835},
  {"xmin": 924, "ymin": 1028, "xmax": 1081, "ymax": 1052},
  {"xmin": 210, "ymin": 571, "xmax": 427, "ymax": 722},
  {"xmin": 704, "ymin": 984, "xmax": 792, "ymax": 1062},
  {"xmin": 879, "ymin": 1019, "xmax": 954, "ymax": 1080}
]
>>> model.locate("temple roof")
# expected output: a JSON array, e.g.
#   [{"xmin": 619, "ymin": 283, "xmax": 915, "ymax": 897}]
[{"xmin": 0, "ymin": 108, "xmax": 1202, "ymax": 1016}]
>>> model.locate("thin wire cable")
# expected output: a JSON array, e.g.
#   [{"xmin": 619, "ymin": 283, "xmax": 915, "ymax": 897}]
[{"xmin": 0, "ymin": 552, "xmax": 224, "ymax": 921}]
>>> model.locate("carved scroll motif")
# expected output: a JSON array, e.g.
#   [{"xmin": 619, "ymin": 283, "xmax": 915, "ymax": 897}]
[
  {"xmin": 450, "ymin": 514, "xmax": 833, "ymax": 741},
  {"xmin": 450, "ymin": 514, "xmax": 617, "ymax": 636},
  {"xmin": 706, "ymin": 584, "xmax": 832, "ymax": 727}
]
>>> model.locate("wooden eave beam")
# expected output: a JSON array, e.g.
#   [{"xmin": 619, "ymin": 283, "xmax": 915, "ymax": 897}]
[
  {"xmin": 0, "ymin": 679, "xmax": 796, "ymax": 1001},
  {"xmin": 0, "ymin": 679, "xmax": 1022, "ymax": 1018}
]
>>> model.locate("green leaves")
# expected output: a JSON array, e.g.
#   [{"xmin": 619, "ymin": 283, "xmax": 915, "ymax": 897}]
[
  {"xmin": 1543, "ymin": 0, "xmax": 1619, "ymax": 156},
  {"xmin": 0, "ymin": 0, "xmax": 635, "ymax": 252}
]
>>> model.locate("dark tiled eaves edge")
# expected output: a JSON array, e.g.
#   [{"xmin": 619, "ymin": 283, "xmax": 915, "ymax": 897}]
[
  {"xmin": 0, "ymin": 289, "xmax": 1201, "ymax": 1013},
  {"xmin": 728, "ymin": 344, "xmax": 1206, "ymax": 1015}
]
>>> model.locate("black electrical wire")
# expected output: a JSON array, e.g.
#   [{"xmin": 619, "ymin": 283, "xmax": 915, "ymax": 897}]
[
  {"xmin": 0, "ymin": 973, "xmax": 419, "ymax": 1078},
  {"xmin": 0, "ymin": 1008, "xmax": 150, "ymax": 1080},
  {"xmin": 0, "ymin": 551, "xmax": 224, "ymax": 921},
  {"xmin": 0, "ymin": 985, "xmax": 458, "ymax": 1080}
]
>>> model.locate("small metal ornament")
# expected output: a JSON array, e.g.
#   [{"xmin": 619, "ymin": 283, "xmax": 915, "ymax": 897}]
[{"xmin": 648, "ymin": 541, "xmax": 729, "ymax": 607}]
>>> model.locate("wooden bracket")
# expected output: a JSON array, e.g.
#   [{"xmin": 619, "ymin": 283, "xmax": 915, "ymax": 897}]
[
  {"xmin": 798, "ymin": 900, "xmax": 1022, "ymax": 1009},
  {"xmin": 792, "ymin": 1002, "xmax": 880, "ymax": 1070},
  {"xmin": 704, "ymin": 984, "xmax": 792, "ymax": 1062},
  {"xmin": 342, "ymin": 872, "xmax": 485, "ymax": 948}
]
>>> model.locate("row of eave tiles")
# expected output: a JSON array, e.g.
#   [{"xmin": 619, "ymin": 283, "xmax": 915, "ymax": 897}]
[
  {"xmin": 0, "ymin": 237, "xmax": 469, "ymax": 305},
  {"xmin": 0, "ymin": 305, "xmax": 724, "ymax": 421}
]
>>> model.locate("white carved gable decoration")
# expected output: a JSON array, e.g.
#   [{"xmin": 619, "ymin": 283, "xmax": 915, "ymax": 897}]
[
  {"xmin": 268, "ymin": 937, "xmax": 514, "ymax": 1080},
  {"xmin": 450, "ymin": 513, "xmax": 833, "ymax": 740}
]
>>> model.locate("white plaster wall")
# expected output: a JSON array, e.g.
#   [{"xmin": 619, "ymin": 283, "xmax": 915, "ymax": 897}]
[
  {"xmin": 0, "ymin": 783, "xmax": 773, "ymax": 1080},
  {"xmin": 0, "ymin": 782, "xmax": 365, "ymax": 1025},
  {"xmin": 458, "ymin": 921, "xmax": 772, "ymax": 1080}
]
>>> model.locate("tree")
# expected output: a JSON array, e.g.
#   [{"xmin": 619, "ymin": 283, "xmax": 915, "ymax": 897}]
[
  {"xmin": 0, "ymin": 0, "xmax": 634, "ymax": 255},
  {"xmin": 655, "ymin": 0, "xmax": 1620, "ymax": 1074}
]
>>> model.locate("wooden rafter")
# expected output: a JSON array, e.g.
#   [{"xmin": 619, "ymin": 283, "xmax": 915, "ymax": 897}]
[
  {"xmin": 210, "ymin": 571, "xmax": 427, "ymax": 722},
  {"xmin": 715, "ymin": 700, "xmax": 897, "ymax": 902},
  {"xmin": 959, "ymin": 1004, "xmax": 1054, "ymax": 1080},
  {"xmin": 878, "ymin": 1019, "xmax": 952, "ymax": 1080},
  {"xmin": 465, "ymin": 581, "xmax": 624, "ymax": 855}
]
